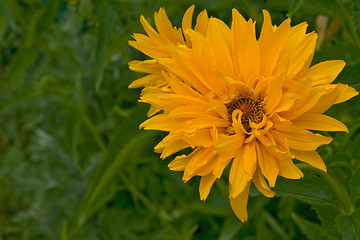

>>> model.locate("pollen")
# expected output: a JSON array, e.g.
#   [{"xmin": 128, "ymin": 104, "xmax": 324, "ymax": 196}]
[{"xmin": 226, "ymin": 97, "xmax": 264, "ymax": 132}]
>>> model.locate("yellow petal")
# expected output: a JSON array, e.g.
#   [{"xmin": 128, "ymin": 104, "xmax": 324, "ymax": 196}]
[
  {"xmin": 209, "ymin": 98, "xmax": 229, "ymax": 119},
  {"xmin": 163, "ymin": 71, "xmax": 204, "ymax": 98},
  {"xmin": 159, "ymin": 57, "xmax": 210, "ymax": 95},
  {"xmin": 182, "ymin": 5, "xmax": 195, "ymax": 45},
  {"xmin": 274, "ymin": 24, "xmax": 316, "ymax": 77},
  {"xmin": 183, "ymin": 147, "xmax": 216, "ymax": 181},
  {"xmin": 271, "ymin": 113, "xmax": 292, "ymax": 132},
  {"xmin": 231, "ymin": 9, "xmax": 246, "ymax": 79},
  {"xmin": 194, "ymin": 9, "xmax": 209, "ymax": 35},
  {"xmin": 334, "ymin": 84, "xmax": 359, "ymax": 104},
  {"xmin": 275, "ymin": 92, "xmax": 299, "ymax": 113},
  {"xmin": 140, "ymin": 114, "xmax": 179, "ymax": 131},
  {"xmin": 306, "ymin": 60, "xmax": 346, "ymax": 85},
  {"xmin": 291, "ymin": 150, "xmax": 327, "ymax": 172},
  {"xmin": 309, "ymin": 84, "xmax": 342, "ymax": 113},
  {"xmin": 154, "ymin": 8, "xmax": 183, "ymax": 43},
  {"xmin": 139, "ymin": 15, "xmax": 165, "ymax": 44},
  {"xmin": 265, "ymin": 74, "xmax": 284, "ymax": 114},
  {"xmin": 256, "ymin": 142, "xmax": 279, "ymax": 187},
  {"xmin": 199, "ymin": 174, "xmax": 217, "ymax": 201},
  {"xmin": 128, "ymin": 73, "xmax": 163, "ymax": 88},
  {"xmin": 285, "ymin": 127, "xmax": 332, "ymax": 151},
  {"xmin": 213, "ymin": 155, "xmax": 233, "ymax": 178},
  {"xmin": 168, "ymin": 104, "xmax": 214, "ymax": 119},
  {"xmin": 215, "ymin": 133, "xmax": 245, "ymax": 155},
  {"xmin": 277, "ymin": 157, "xmax": 303, "ymax": 179},
  {"xmin": 242, "ymin": 142, "xmax": 258, "ymax": 180},
  {"xmin": 256, "ymin": 132, "xmax": 276, "ymax": 147},
  {"xmin": 232, "ymin": 13, "xmax": 260, "ymax": 82},
  {"xmin": 128, "ymin": 59, "xmax": 163, "ymax": 73},
  {"xmin": 293, "ymin": 113, "xmax": 348, "ymax": 132},
  {"xmin": 271, "ymin": 130, "xmax": 290, "ymax": 153},
  {"xmin": 146, "ymin": 106, "xmax": 161, "ymax": 118},
  {"xmin": 285, "ymin": 32, "xmax": 317, "ymax": 77},
  {"xmin": 259, "ymin": 16, "xmax": 292, "ymax": 76},
  {"xmin": 183, "ymin": 129, "xmax": 214, "ymax": 148},
  {"xmin": 252, "ymin": 167, "xmax": 275, "ymax": 197},
  {"xmin": 229, "ymin": 182, "xmax": 251, "ymax": 222},
  {"xmin": 167, "ymin": 33, "xmax": 228, "ymax": 97},
  {"xmin": 168, "ymin": 150, "xmax": 198, "ymax": 171},
  {"xmin": 129, "ymin": 37, "xmax": 168, "ymax": 58},
  {"xmin": 155, "ymin": 135, "xmax": 189, "ymax": 159},
  {"xmin": 258, "ymin": 9, "xmax": 274, "ymax": 51},
  {"xmin": 206, "ymin": 18, "xmax": 233, "ymax": 77},
  {"xmin": 280, "ymin": 79, "xmax": 327, "ymax": 120},
  {"xmin": 229, "ymin": 148, "xmax": 249, "ymax": 197}
]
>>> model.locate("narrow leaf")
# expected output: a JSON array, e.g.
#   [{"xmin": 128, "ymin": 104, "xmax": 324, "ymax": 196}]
[{"xmin": 292, "ymin": 213, "xmax": 327, "ymax": 240}]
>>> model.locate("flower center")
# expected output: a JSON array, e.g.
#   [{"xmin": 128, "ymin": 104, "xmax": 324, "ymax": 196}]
[{"xmin": 226, "ymin": 96, "xmax": 264, "ymax": 133}]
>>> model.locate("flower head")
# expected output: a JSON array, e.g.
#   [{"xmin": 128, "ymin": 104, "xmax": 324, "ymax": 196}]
[{"xmin": 129, "ymin": 6, "xmax": 358, "ymax": 222}]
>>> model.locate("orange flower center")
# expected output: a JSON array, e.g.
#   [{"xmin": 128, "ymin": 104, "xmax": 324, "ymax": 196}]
[{"xmin": 226, "ymin": 97, "xmax": 264, "ymax": 132}]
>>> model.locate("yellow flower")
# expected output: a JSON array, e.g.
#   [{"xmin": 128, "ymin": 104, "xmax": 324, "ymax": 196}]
[{"xmin": 130, "ymin": 8, "xmax": 358, "ymax": 222}]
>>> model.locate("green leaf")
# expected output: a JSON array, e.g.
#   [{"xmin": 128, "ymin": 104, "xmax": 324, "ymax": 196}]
[
  {"xmin": 336, "ymin": 60, "xmax": 360, "ymax": 89},
  {"xmin": 76, "ymin": 130, "xmax": 157, "ymax": 225},
  {"xmin": 312, "ymin": 205, "xmax": 342, "ymax": 240},
  {"xmin": 291, "ymin": 213, "xmax": 327, "ymax": 240},
  {"xmin": 313, "ymin": 42, "xmax": 360, "ymax": 64},
  {"xmin": 287, "ymin": 0, "xmax": 304, "ymax": 18},
  {"xmin": 354, "ymin": 0, "xmax": 360, "ymax": 42},
  {"xmin": 79, "ymin": 0, "xmax": 93, "ymax": 17},
  {"xmin": 94, "ymin": 2, "xmax": 115, "ymax": 91},
  {"xmin": 70, "ymin": 105, "xmax": 153, "ymax": 231},
  {"xmin": 4, "ymin": 48, "xmax": 38, "ymax": 86},
  {"xmin": 301, "ymin": 0, "xmax": 348, "ymax": 18},
  {"xmin": 273, "ymin": 171, "xmax": 336, "ymax": 205},
  {"xmin": 336, "ymin": 210, "xmax": 360, "ymax": 240},
  {"xmin": 218, "ymin": 219, "xmax": 241, "ymax": 240},
  {"xmin": 350, "ymin": 166, "xmax": 360, "ymax": 198}
]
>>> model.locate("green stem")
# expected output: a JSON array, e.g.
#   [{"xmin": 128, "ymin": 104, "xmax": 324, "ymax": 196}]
[
  {"xmin": 296, "ymin": 163, "xmax": 354, "ymax": 216},
  {"xmin": 119, "ymin": 172, "xmax": 159, "ymax": 217},
  {"xmin": 264, "ymin": 211, "xmax": 291, "ymax": 240},
  {"xmin": 82, "ymin": 114, "xmax": 107, "ymax": 153},
  {"xmin": 119, "ymin": 172, "xmax": 178, "ymax": 232}
]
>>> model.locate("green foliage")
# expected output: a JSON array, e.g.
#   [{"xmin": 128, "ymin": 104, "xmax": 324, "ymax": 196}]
[
  {"xmin": 0, "ymin": 0, "xmax": 359, "ymax": 239},
  {"xmin": 336, "ymin": 210, "xmax": 360, "ymax": 240}
]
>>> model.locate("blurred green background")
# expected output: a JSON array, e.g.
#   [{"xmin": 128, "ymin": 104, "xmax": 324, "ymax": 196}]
[{"xmin": 0, "ymin": 0, "xmax": 360, "ymax": 239}]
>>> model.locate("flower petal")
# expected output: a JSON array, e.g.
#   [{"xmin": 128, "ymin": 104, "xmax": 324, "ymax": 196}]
[
  {"xmin": 285, "ymin": 128, "xmax": 332, "ymax": 151},
  {"xmin": 168, "ymin": 149, "xmax": 199, "ymax": 171},
  {"xmin": 215, "ymin": 133, "xmax": 245, "ymax": 155},
  {"xmin": 183, "ymin": 147, "xmax": 216, "ymax": 181},
  {"xmin": 277, "ymin": 157, "xmax": 303, "ymax": 179},
  {"xmin": 206, "ymin": 18, "xmax": 233, "ymax": 77},
  {"xmin": 229, "ymin": 182, "xmax": 251, "ymax": 222},
  {"xmin": 194, "ymin": 9, "xmax": 209, "ymax": 35},
  {"xmin": 334, "ymin": 84, "xmax": 359, "ymax": 104},
  {"xmin": 306, "ymin": 60, "xmax": 345, "ymax": 85},
  {"xmin": 199, "ymin": 174, "xmax": 217, "ymax": 201},
  {"xmin": 252, "ymin": 167, "xmax": 275, "ymax": 197},
  {"xmin": 291, "ymin": 150, "xmax": 327, "ymax": 172},
  {"xmin": 182, "ymin": 5, "xmax": 195, "ymax": 45},
  {"xmin": 243, "ymin": 142, "xmax": 258, "ymax": 180},
  {"xmin": 256, "ymin": 142, "xmax": 279, "ymax": 187},
  {"xmin": 154, "ymin": 8, "xmax": 183, "ymax": 43},
  {"xmin": 229, "ymin": 148, "xmax": 249, "ymax": 197},
  {"xmin": 293, "ymin": 113, "xmax": 348, "ymax": 132},
  {"xmin": 265, "ymin": 74, "xmax": 284, "ymax": 114}
]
